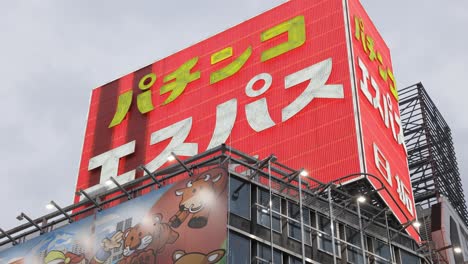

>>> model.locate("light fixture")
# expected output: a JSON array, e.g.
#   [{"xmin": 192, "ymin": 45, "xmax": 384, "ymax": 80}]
[
  {"xmin": 167, "ymin": 155, "xmax": 175, "ymax": 161},
  {"xmin": 261, "ymin": 208, "xmax": 269, "ymax": 214},
  {"xmin": 412, "ymin": 221, "xmax": 421, "ymax": 228},
  {"xmin": 16, "ymin": 212, "xmax": 42, "ymax": 233},
  {"xmin": 16, "ymin": 214, "xmax": 24, "ymax": 221},
  {"xmin": 392, "ymin": 218, "xmax": 423, "ymax": 240},
  {"xmin": 45, "ymin": 203, "xmax": 54, "ymax": 210},
  {"xmin": 300, "ymin": 170, "xmax": 308, "ymax": 177},
  {"xmin": 357, "ymin": 196, "xmax": 366, "ymax": 203},
  {"xmin": 434, "ymin": 244, "xmax": 463, "ymax": 254},
  {"xmin": 105, "ymin": 179, "xmax": 113, "ymax": 186}
]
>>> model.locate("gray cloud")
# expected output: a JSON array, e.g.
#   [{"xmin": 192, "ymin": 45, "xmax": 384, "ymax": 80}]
[{"xmin": 0, "ymin": 0, "xmax": 466, "ymax": 235}]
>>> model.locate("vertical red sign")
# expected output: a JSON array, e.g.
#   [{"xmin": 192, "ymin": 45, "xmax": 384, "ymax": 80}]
[{"xmin": 347, "ymin": 0, "xmax": 418, "ymax": 240}]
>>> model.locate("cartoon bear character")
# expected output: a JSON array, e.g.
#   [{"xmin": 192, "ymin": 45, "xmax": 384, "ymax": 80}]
[
  {"xmin": 122, "ymin": 224, "xmax": 153, "ymax": 257},
  {"xmin": 172, "ymin": 249, "xmax": 225, "ymax": 264},
  {"xmin": 169, "ymin": 168, "xmax": 227, "ymax": 229}
]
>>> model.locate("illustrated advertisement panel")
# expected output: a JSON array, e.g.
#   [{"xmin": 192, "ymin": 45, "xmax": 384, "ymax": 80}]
[
  {"xmin": 0, "ymin": 167, "xmax": 228, "ymax": 264},
  {"xmin": 347, "ymin": 0, "xmax": 418, "ymax": 240},
  {"xmin": 76, "ymin": 0, "xmax": 360, "ymax": 203}
]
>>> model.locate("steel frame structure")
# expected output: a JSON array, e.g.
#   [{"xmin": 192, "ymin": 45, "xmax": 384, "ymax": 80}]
[
  {"xmin": 399, "ymin": 83, "xmax": 468, "ymax": 226},
  {"xmin": 0, "ymin": 145, "xmax": 429, "ymax": 263}
]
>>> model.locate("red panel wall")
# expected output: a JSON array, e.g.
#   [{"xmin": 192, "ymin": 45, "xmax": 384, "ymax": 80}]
[
  {"xmin": 76, "ymin": 0, "xmax": 359, "ymax": 200},
  {"xmin": 348, "ymin": 0, "xmax": 418, "ymax": 241},
  {"xmin": 76, "ymin": 0, "xmax": 417, "ymax": 241}
]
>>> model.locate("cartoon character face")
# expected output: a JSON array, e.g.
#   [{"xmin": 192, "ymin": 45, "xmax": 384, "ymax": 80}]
[
  {"xmin": 172, "ymin": 249, "xmax": 225, "ymax": 264},
  {"xmin": 169, "ymin": 168, "xmax": 227, "ymax": 229},
  {"xmin": 123, "ymin": 224, "xmax": 153, "ymax": 257},
  {"xmin": 174, "ymin": 173, "xmax": 222, "ymax": 213}
]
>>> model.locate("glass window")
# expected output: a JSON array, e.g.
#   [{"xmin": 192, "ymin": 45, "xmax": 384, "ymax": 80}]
[
  {"xmin": 346, "ymin": 227, "xmax": 364, "ymax": 264},
  {"xmin": 257, "ymin": 189, "xmax": 281, "ymax": 232},
  {"xmin": 287, "ymin": 201, "xmax": 312, "ymax": 245},
  {"xmin": 302, "ymin": 208, "xmax": 311, "ymax": 245},
  {"xmin": 230, "ymin": 177, "xmax": 250, "ymax": 219},
  {"xmin": 229, "ymin": 231, "xmax": 250, "ymax": 264},
  {"xmin": 374, "ymin": 239, "xmax": 391, "ymax": 264},
  {"xmin": 289, "ymin": 256, "xmax": 302, "ymax": 264},
  {"xmin": 317, "ymin": 214, "xmax": 340, "ymax": 256},
  {"xmin": 257, "ymin": 243, "xmax": 282, "ymax": 264},
  {"xmin": 399, "ymin": 250, "xmax": 419, "ymax": 264}
]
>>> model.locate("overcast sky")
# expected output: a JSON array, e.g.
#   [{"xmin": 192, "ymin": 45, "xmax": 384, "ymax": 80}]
[{"xmin": 0, "ymin": 0, "xmax": 466, "ymax": 234}]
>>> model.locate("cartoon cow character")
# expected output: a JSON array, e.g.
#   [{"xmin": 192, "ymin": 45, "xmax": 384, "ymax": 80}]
[
  {"xmin": 172, "ymin": 249, "xmax": 225, "ymax": 264},
  {"xmin": 169, "ymin": 168, "xmax": 226, "ymax": 229},
  {"xmin": 122, "ymin": 214, "xmax": 179, "ymax": 258}
]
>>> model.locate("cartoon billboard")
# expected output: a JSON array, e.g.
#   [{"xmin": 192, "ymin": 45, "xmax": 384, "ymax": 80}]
[{"xmin": 0, "ymin": 167, "xmax": 228, "ymax": 264}]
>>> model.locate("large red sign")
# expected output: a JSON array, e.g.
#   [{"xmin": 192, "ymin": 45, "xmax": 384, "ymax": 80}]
[{"xmin": 76, "ymin": 0, "xmax": 418, "ymax": 241}]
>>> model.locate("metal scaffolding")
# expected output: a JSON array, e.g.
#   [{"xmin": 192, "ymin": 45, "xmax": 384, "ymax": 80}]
[
  {"xmin": 0, "ymin": 145, "xmax": 429, "ymax": 263},
  {"xmin": 399, "ymin": 83, "xmax": 468, "ymax": 226}
]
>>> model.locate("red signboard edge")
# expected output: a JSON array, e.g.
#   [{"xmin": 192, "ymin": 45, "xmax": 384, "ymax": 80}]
[{"xmin": 341, "ymin": 0, "xmax": 420, "ymax": 242}]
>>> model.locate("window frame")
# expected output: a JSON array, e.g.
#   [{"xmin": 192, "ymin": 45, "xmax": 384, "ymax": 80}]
[
  {"xmin": 228, "ymin": 231, "xmax": 252, "ymax": 264},
  {"xmin": 256, "ymin": 243, "xmax": 283, "ymax": 264},
  {"xmin": 256, "ymin": 188, "xmax": 282, "ymax": 233},
  {"xmin": 316, "ymin": 213, "xmax": 341, "ymax": 257},
  {"xmin": 229, "ymin": 176, "xmax": 251, "ymax": 220},
  {"xmin": 345, "ymin": 226, "xmax": 365, "ymax": 264},
  {"xmin": 286, "ymin": 200, "xmax": 312, "ymax": 245}
]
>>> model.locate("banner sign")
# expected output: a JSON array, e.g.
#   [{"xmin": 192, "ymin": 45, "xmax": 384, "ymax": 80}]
[
  {"xmin": 1, "ymin": 168, "xmax": 228, "ymax": 264},
  {"xmin": 75, "ymin": 0, "xmax": 417, "ymax": 241}
]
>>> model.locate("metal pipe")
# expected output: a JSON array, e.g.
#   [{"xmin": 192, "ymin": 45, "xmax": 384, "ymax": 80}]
[
  {"xmin": 138, "ymin": 165, "xmax": 162, "ymax": 188},
  {"xmin": 299, "ymin": 172, "xmax": 306, "ymax": 264},
  {"xmin": 356, "ymin": 200, "xmax": 367, "ymax": 264},
  {"xmin": 268, "ymin": 160, "xmax": 275, "ymax": 263},
  {"xmin": 328, "ymin": 187, "xmax": 337, "ymax": 264},
  {"xmin": 0, "ymin": 228, "xmax": 17, "ymax": 245},
  {"xmin": 171, "ymin": 152, "xmax": 193, "ymax": 177},
  {"xmin": 50, "ymin": 201, "xmax": 73, "ymax": 223},
  {"xmin": 384, "ymin": 211, "xmax": 395, "ymax": 263},
  {"xmin": 17, "ymin": 213, "xmax": 42, "ymax": 234},
  {"xmin": 109, "ymin": 176, "xmax": 132, "ymax": 200},
  {"xmin": 77, "ymin": 190, "xmax": 102, "ymax": 211}
]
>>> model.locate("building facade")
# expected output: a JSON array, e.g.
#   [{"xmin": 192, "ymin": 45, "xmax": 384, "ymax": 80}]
[{"xmin": 0, "ymin": 146, "xmax": 428, "ymax": 263}]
